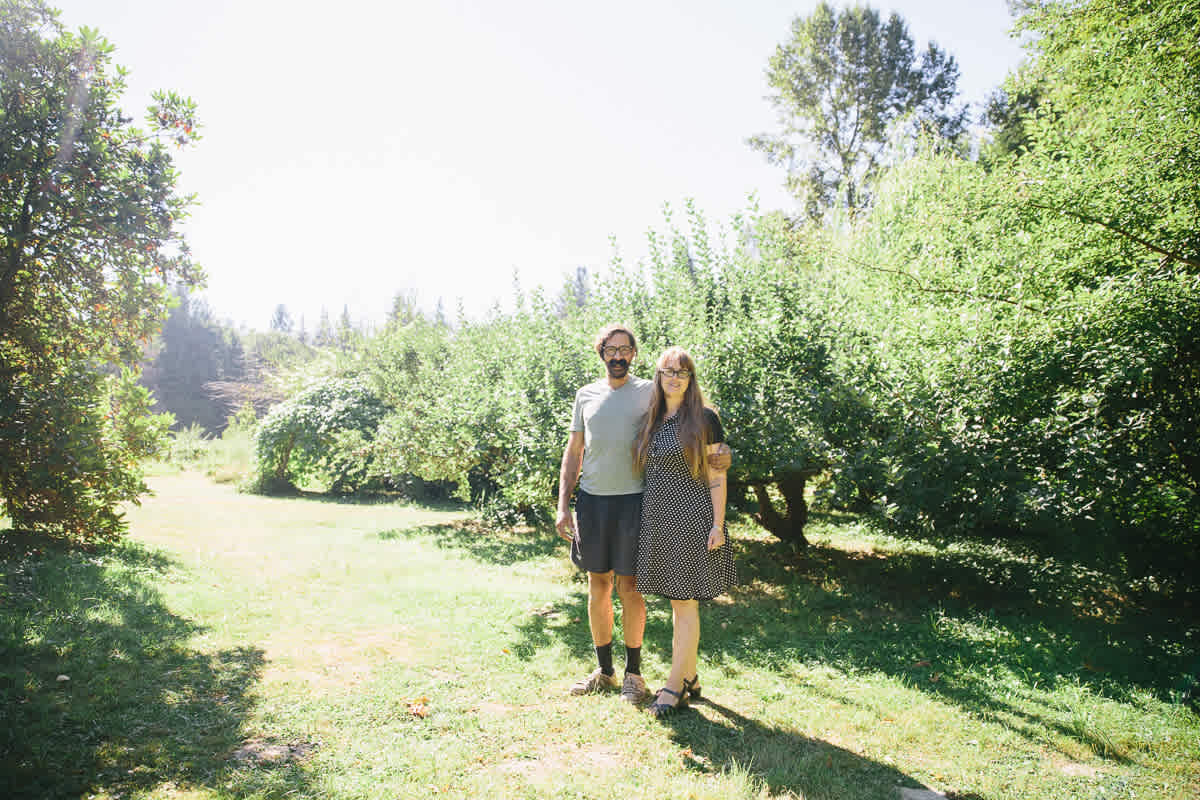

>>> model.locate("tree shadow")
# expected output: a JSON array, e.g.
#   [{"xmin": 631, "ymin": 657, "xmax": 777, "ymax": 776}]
[
  {"xmin": 656, "ymin": 696, "xmax": 942, "ymax": 800},
  {"xmin": 378, "ymin": 521, "xmax": 562, "ymax": 566},
  {"xmin": 0, "ymin": 533, "xmax": 312, "ymax": 799},
  {"xmin": 701, "ymin": 532, "xmax": 1196, "ymax": 761},
  {"xmin": 479, "ymin": 516, "xmax": 1198, "ymax": 765}
]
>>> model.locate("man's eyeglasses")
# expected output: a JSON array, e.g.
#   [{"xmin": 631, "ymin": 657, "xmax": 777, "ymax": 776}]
[
  {"xmin": 602, "ymin": 345, "xmax": 634, "ymax": 358},
  {"xmin": 659, "ymin": 368, "xmax": 691, "ymax": 380}
]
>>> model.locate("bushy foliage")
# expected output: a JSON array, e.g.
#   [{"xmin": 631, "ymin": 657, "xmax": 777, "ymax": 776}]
[
  {"xmin": 827, "ymin": 0, "xmax": 1200, "ymax": 580},
  {"xmin": 365, "ymin": 204, "xmax": 879, "ymax": 542},
  {"xmin": 1, "ymin": 1, "xmax": 200, "ymax": 541},
  {"xmin": 246, "ymin": 0, "xmax": 1196, "ymax": 587},
  {"xmin": 0, "ymin": 366, "xmax": 172, "ymax": 541},
  {"xmin": 248, "ymin": 377, "xmax": 385, "ymax": 494},
  {"xmin": 369, "ymin": 297, "xmax": 594, "ymax": 519}
]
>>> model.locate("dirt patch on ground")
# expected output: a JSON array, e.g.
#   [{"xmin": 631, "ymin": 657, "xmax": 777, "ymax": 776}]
[
  {"xmin": 231, "ymin": 737, "xmax": 318, "ymax": 765},
  {"xmin": 1052, "ymin": 759, "xmax": 1099, "ymax": 777},
  {"xmin": 492, "ymin": 744, "xmax": 624, "ymax": 784},
  {"xmin": 261, "ymin": 626, "xmax": 419, "ymax": 690}
]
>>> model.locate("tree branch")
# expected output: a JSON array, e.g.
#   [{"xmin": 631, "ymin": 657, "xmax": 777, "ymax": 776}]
[
  {"xmin": 843, "ymin": 254, "xmax": 1048, "ymax": 314},
  {"xmin": 1028, "ymin": 202, "xmax": 1200, "ymax": 271}
]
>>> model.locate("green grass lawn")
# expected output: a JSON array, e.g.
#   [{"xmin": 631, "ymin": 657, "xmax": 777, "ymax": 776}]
[{"xmin": 2, "ymin": 472, "xmax": 1197, "ymax": 799}]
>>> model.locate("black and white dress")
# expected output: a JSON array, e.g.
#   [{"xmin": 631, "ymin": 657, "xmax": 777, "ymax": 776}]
[{"xmin": 636, "ymin": 408, "xmax": 737, "ymax": 600}]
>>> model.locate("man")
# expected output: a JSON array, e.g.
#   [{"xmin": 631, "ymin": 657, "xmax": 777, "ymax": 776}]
[{"xmin": 556, "ymin": 324, "xmax": 730, "ymax": 702}]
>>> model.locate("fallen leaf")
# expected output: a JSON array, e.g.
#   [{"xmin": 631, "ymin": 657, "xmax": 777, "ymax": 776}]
[
  {"xmin": 911, "ymin": 660, "xmax": 931, "ymax": 669},
  {"xmin": 406, "ymin": 696, "xmax": 430, "ymax": 718},
  {"xmin": 930, "ymin": 672, "xmax": 941, "ymax": 683}
]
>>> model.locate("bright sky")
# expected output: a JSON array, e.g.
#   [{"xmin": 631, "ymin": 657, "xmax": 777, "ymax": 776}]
[{"xmin": 52, "ymin": 0, "xmax": 1026, "ymax": 331}]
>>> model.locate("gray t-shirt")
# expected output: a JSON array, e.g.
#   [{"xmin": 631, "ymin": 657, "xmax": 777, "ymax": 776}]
[{"xmin": 570, "ymin": 375, "xmax": 653, "ymax": 495}]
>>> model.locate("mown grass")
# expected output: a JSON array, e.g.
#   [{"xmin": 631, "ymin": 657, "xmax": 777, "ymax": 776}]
[{"xmin": 1, "ymin": 473, "xmax": 1197, "ymax": 799}]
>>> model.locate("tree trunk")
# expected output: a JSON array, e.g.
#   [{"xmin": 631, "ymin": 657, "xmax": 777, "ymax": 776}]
[{"xmin": 752, "ymin": 472, "xmax": 810, "ymax": 549}]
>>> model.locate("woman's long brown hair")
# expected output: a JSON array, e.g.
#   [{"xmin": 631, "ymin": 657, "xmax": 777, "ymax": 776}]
[{"xmin": 633, "ymin": 346, "xmax": 713, "ymax": 483}]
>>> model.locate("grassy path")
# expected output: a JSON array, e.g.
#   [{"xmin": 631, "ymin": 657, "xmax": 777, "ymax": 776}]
[{"xmin": 2, "ymin": 472, "xmax": 1197, "ymax": 799}]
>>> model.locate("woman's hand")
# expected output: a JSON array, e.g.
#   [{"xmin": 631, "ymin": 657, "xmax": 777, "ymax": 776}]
[
  {"xmin": 706, "ymin": 524, "xmax": 725, "ymax": 551},
  {"xmin": 706, "ymin": 442, "xmax": 731, "ymax": 472}
]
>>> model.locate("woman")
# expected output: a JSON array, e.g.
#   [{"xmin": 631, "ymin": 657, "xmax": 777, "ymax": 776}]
[{"xmin": 633, "ymin": 346, "xmax": 736, "ymax": 717}]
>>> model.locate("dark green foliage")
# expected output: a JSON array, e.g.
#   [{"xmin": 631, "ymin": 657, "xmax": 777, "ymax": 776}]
[
  {"xmin": 0, "ymin": 0, "xmax": 199, "ymax": 541},
  {"xmin": 0, "ymin": 366, "xmax": 170, "ymax": 540}
]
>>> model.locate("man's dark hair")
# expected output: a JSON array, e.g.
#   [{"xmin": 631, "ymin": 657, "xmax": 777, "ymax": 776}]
[{"xmin": 593, "ymin": 324, "xmax": 638, "ymax": 357}]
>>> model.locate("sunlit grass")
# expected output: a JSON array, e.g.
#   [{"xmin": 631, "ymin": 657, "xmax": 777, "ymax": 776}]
[{"xmin": 2, "ymin": 473, "xmax": 1197, "ymax": 799}]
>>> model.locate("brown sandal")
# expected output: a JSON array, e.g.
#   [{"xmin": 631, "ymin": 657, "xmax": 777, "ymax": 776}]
[{"xmin": 648, "ymin": 686, "xmax": 687, "ymax": 718}]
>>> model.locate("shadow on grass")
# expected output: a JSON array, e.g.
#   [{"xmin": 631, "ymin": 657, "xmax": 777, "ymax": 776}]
[
  {"xmin": 659, "ymin": 696, "xmax": 964, "ymax": 800},
  {"xmin": 401, "ymin": 513, "xmax": 1198, "ymax": 766},
  {"xmin": 379, "ymin": 522, "xmax": 561, "ymax": 566},
  {"xmin": 0, "ymin": 533, "xmax": 311, "ymax": 800},
  {"xmin": 245, "ymin": 482, "xmax": 469, "ymax": 513}
]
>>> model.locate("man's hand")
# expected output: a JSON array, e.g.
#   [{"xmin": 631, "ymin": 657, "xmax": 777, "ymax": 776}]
[
  {"xmin": 706, "ymin": 442, "xmax": 732, "ymax": 472},
  {"xmin": 555, "ymin": 509, "xmax": 576, "ymax": 542}
]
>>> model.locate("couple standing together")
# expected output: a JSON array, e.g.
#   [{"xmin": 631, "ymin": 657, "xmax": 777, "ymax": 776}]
[{"xmin": 555, "ymin": 324, "xmax": 736, "ymax": 717}]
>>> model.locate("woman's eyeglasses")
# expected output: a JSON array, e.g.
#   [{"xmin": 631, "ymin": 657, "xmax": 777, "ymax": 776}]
[{"xmin": 658, "ymin": 368, "xmax": 691, "ymax": 380}]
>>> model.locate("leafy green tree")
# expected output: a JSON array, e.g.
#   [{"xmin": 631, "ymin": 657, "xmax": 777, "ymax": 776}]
[
  {"xmin": 1, "ymin": 0, "xmax": 200, "ymax": 540},
  {"xmin": 831, "ymin": 0, "xmax": 1200, "ymax": 580},
  {"xmin": 748, "ymin": 1, "xmax": 967, "ymax": 218},
  {"xmin": 980, "ymin": 82, "xmax": 1044, "ymax": 163},
  {"xmin": 249, "ymin": 377, "xmax": 386, "ymax": 494},
  {"xmin": 363, "ymin": 201, "xmax": 879, "ymax": 544}
]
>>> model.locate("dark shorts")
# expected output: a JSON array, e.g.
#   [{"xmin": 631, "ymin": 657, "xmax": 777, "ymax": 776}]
[{"xmin": 570, "ymin": 489, "xmax": 643, "ymax": 576}]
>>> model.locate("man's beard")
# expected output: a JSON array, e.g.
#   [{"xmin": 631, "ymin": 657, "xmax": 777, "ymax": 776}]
[{"xmin": 606, "ymin": 358, "xmax": 629, "ymax": 378}]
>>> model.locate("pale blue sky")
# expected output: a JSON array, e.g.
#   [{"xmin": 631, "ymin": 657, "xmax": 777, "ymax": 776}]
[{"xmin": 52, "ymin": 0, "xmax": 1027, "ymax": 331}]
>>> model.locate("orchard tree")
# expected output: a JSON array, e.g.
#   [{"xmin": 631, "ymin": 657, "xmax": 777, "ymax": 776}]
[
  {"xmin": 749, "ymin": 1, "xmax": 967, "ymax": 218},
  {"xmin": 0, "ymin": 0, "xmax": 200, "ymax": 540}
]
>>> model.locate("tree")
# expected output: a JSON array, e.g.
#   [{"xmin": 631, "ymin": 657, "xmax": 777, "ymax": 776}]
[
  {"xmin": 269, "ymin": 303, "xmax": 293, "ymax": 334},
  {"xmin": 314, "ymin": 307, "xmax": 334, "ymax": 346},
  {"xmin": 748, "ymin": 1, "xmax": 967, "ymax": 219},
  {"xmin": 831, "ymin": 0, "xmax": 1200, "ymax": 581},
  {"xmin": 1, "ymin": 0, "xmax": 200, "ymax": 540},
  {"xmin": 139, "ymin": 286, "xmax": 246, "ymax": 433},
  {"xmin": 389, "ymin": 289, "xmax": 421, "ymax": 325},
  {"xmin": 250, "ymin": 377, "xmax": 386, "ymax": 495},
  {"xmin": 553, "ymin": 265, "xmax": 590, "ymax": 317}
]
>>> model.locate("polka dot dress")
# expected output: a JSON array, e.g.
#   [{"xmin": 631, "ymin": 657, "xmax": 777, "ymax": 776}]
[{"xmin": 636, "ymin": 412, "xmax": 737, "ymax": 600}]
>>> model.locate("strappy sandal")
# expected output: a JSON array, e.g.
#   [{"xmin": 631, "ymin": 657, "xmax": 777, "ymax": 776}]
[
  {"xmin": 648, "ymin": 686, "xmax": 687, "ymax": 718},
  {"xmin": 683, "ymin": 674, "xmax": 702, "ymax": 701}
]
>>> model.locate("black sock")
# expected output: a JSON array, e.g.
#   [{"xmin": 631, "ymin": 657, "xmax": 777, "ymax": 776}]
[
  {"xmin": 596, "ymin": 642, "xmax": 614, "ymax": 676},
  {"xmin": 624, "ymin": 645, "xmax": 642, "ymax": 676}
]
